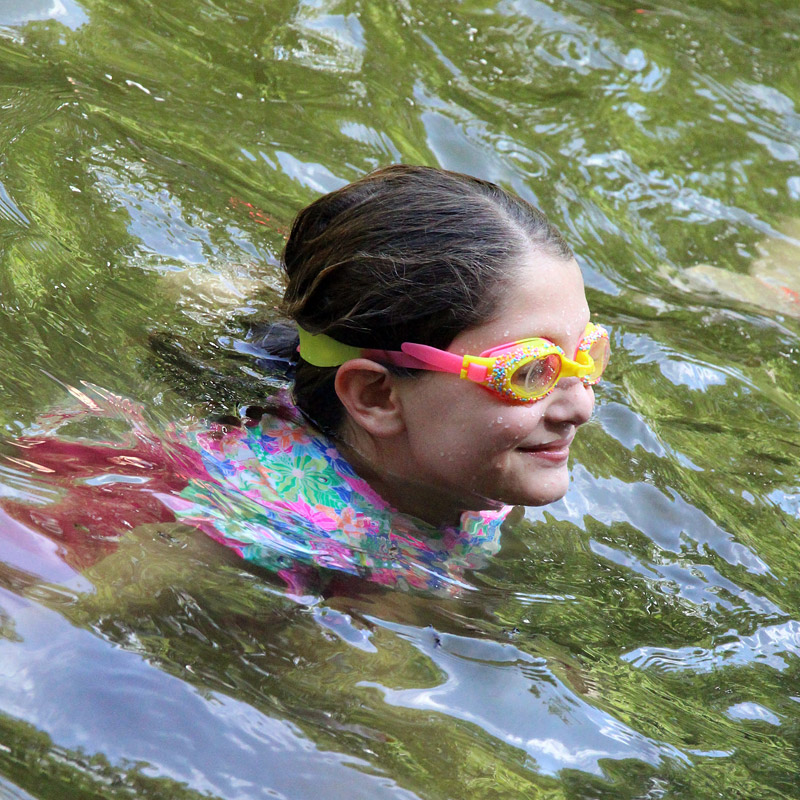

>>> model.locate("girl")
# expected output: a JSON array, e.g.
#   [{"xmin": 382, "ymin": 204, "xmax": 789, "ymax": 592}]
[
  {"xmin": 165, "ymin": 164, "xmax": 608, "ymax": 593},
  {"xmin": 3, "ymin": 165, "xmax": 609, "ymax": 595}
]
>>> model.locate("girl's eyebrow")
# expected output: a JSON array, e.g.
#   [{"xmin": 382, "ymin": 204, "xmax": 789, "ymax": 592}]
[{"xmin": 526, "ymin": 321, "xmax": 591, "ymax": 348}]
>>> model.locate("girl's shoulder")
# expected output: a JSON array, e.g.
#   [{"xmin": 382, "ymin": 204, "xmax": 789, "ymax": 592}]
[{"xmin": 173, "ymin": 396, "xmax": 511, "ymax": 593}]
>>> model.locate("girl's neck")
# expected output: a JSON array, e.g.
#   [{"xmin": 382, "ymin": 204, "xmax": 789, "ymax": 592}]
[{"xmin": 334, "ymin": 436, "xmax": 469, "ymax": 528}]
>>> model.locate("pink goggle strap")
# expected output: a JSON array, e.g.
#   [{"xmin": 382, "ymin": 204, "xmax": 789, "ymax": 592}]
[{"xmin": 359, "ymin": 344, "xmax": 463, "ymax": 374}]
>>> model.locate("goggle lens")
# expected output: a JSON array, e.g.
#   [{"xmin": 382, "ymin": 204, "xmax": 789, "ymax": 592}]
[
  {"xmin": 509, "ymin": 352, "xmax": 561, "ymax": 396},
  {"xmin": 583, "ymin": 335, "xmax": 610, "ymax": 384}
]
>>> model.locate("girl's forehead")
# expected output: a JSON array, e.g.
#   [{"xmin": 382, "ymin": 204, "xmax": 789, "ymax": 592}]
[
  {"xmin": 503, "ymin": 252, "xmax": 586, "ymax": 305},
  {"xmin": 463, "ymin": 255, "xmax": 590, "ymax": 347}
]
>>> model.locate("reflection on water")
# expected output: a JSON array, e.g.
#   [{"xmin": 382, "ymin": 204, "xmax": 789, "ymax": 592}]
[
  {"xmin": 361, "ymin": 618, "xmax": 689, "ymax": 776},
  {"xmin": 0, "ymin": 0, "xmax": 88, "ymax": 30},
  {"xmin": 0, "ymin": 0, "xmax": 799, "ymax": 798}
]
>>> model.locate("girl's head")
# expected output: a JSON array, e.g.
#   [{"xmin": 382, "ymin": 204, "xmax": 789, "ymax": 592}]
[{"xmin": 280, "ymin": 165, "xmax": 598, "ymax": 522}]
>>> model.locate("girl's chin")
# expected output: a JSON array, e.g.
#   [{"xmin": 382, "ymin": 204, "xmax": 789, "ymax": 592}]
[{"xmin": 503, "ymin": 473, "xmax": 570, "ymax": 507}]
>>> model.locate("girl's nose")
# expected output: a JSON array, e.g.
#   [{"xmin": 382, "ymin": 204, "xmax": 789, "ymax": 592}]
[{"xmin": 544, "ymin": 377, "xmax": 595, "ymax": 426}]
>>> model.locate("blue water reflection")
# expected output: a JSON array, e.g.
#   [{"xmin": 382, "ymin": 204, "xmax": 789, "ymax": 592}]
[
  {"xmin": 0, "ymin": 587, "xmax": 420, "ymax": 800},
  {"xmin": 0, "ymin": 0, "xmax": 88, "ymax": 30},
  {"xmin": 363, "ymin": 619, "xmax": 689, "ymax": 777}
]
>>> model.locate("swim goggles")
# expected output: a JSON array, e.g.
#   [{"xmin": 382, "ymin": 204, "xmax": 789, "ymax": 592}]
[{"xmin": 297, "ymin": 322, "xmax": 610, "ymax": 404}]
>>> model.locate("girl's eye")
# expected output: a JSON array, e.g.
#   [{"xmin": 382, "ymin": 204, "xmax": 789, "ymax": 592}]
[{"xmin": 510, "ymin": 354, "xmax": 560, "ymax": 392}]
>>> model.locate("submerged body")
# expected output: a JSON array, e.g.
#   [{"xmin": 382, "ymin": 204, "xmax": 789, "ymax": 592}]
[{"xmin": 2, "ymin": 387, "xmax": 507, "ymax": 595}]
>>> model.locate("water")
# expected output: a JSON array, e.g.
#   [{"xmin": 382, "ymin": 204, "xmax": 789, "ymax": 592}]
[{"xmin": 1, "ymin": 0, "xmax": 799, "ymax": 797}]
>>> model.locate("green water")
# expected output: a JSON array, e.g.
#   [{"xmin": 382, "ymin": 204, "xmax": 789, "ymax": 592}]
[{"xmin": 1, "ymin": 0, "xmax": 800, "ymax": 798}]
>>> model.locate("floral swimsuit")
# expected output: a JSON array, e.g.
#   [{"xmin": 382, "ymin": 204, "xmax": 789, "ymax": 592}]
[{"xmin": 164, "ymin": 403, "xmax": 510, "ymax": 594}]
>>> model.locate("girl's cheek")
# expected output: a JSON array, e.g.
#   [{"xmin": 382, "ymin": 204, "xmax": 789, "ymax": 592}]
[
  {"xmin": 481, "ymin": 420, "xmax": 536, "ymax": 453},
  {"xmin": 504, "ymin": 407, "xmax": 546, "ymax": 437}
]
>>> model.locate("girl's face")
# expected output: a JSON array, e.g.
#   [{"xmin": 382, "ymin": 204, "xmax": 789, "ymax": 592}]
[{"xmin": 391, "ymin": 251, "xmax": 595, "ymax": 521}]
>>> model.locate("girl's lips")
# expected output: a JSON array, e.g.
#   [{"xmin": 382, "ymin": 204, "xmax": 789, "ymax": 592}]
[{"xmin": 517, "ymin": 438, "xmax": 573, "ymax": 462}]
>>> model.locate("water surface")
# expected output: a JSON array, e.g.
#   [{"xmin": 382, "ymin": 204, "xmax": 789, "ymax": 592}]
[{"xmin": 1, "ymin": 1, "xmax": 799, "ymax": 798}]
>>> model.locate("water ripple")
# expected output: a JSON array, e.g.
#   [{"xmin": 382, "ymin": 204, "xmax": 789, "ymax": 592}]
[{"xmin": 622, "ymin": 619, "xmax": 800, "ymax": 673}]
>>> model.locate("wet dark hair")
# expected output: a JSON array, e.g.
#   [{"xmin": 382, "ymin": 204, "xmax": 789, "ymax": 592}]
[{"xmin": 271, "ymin": 164, "xmax": 573, "ymax": 436}]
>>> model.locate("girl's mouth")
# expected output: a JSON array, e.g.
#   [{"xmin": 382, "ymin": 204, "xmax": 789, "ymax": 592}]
[{"xmin": 517, "ymin": 437, "xmax": 573, "ymax": 463}]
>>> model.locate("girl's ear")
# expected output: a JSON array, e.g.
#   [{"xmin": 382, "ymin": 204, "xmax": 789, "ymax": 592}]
[{"xmin": 334, "ymin": 359, "xmax": 406, "ymax": 438}]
